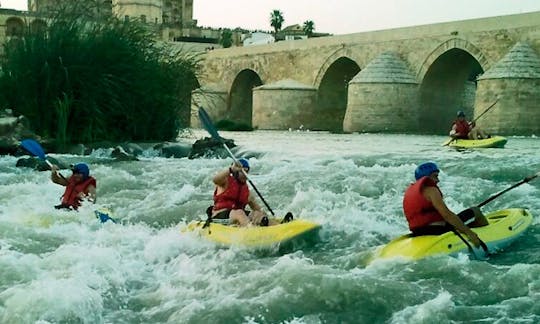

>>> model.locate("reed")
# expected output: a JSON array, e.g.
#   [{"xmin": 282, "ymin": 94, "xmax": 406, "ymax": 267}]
[{"xmin": 0, "ymin": 1, "xmax": 202, "ymax": 146}]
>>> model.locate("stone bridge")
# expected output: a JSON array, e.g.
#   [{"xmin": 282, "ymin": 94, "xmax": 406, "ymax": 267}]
[{"xmin": 192, "ymin": 11, "xmax": 540, "ymax": 135}]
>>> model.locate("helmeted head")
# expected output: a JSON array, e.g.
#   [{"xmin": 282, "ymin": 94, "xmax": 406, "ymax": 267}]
[
  {"xmin": 457, "ymin": 110, "xmax": 466, "ymax": 118},
  {"xmin": 231, "ymin": 158, "xmax": 250, "ymax": 183},
  {"xmin": 414, "ymin": 162, "xmax": 439, "ymax": 180},
  {"xmin": 71, "ymin": 163, "xmax": 90, "ymax": 180},
  {"xmin": 237, "ymin": 158, "xmax": 250, "ymax": 172}
]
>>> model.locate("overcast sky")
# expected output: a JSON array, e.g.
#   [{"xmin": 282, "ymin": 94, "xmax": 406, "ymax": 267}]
[{"xmin": 3, "ymin": 0, "xmax": 540, "ymax": 35}]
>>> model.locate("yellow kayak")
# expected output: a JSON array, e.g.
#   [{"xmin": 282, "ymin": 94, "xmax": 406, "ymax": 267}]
[
  {"xmin": 371, "ymin": 208, "xmax": 532, "ymax": 262},
  {"xmin": 442, "ymin": 136, "xmax": 507, "ymax": 148},
  {"xmin": 183, "ymin": 218, "xmax": 321, "ymax": 249}
]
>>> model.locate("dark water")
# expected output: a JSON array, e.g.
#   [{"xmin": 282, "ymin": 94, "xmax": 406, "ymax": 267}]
[{"xmin": 1, "ymin": 131, "xmax": 539, "ymax": 323}]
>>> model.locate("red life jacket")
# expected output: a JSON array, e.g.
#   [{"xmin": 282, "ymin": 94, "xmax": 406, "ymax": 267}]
[
  {"xmin": 61, "ymin": 176, "xmax": 96, "ymax": 210},
  {"xmin": 402, "ymin": 176, "xmax": 444, "ymax": 230},
  {"xmin": 213, "ymin": 175, "xmax": 250, "ymax": 211},
  {"xmin": 453, "ymin": 119, "xmax": 470, "ymax": 138}
]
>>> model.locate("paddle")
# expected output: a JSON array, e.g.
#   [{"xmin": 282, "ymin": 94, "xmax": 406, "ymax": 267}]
[
  {"xmin": 451, "ymin": 228, "xmax": 485, "ymax": 260},
  {"xmin": 198, "ymin": 107, "xmax": 275, "ymax": 217},
  {"xmin": 470, "ymin": 99, "xmax": 499, "ymax": 125},
  {"xmin": 21, "ymin": 139, "xmax": 66, "ymax": 180},
  {"xmin": 94, "ymin": 209, "xmax": 117, "ymax": 224},
  {"xmin": 443, "ymin": 99, "xmax": 498, "ymax": 146},
  {"xmin": 477, "ymin": 171, "xmax": 540, "ymax": 208},
  {"xmin": 458, "ymin": 170, "xmax": 540, "ymax": 258}
]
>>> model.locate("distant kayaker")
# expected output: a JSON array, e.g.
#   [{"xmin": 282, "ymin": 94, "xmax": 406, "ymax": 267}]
[
  {"xmin": 51, "ymin": 163, "xmax": 97, "ymax": 210},
  {"xmin": 402, "ymin": 162, "xmax": 488, "ymax": 247},
  {"xmin": 210, "ymin": 158, "xmax": 273, "ymax": 226},
  {"xmin": 449, "ymin": 110, "xmax": 487, "ymax": 140}
]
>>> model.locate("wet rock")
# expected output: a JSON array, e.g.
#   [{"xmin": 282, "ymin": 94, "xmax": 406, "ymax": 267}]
[
  {"xmin": 111, "ymin": 145, "xmax": 139, "ymax": 161},
  {"xmin": 157, "ymin": 141, "xmax": 193, "ymax": 158},
  {"xmin": 16, "ymin": 156, "xmax": 69, "ymax": 171},
  {"xmin": 189, "ymin": 137, "xmax": 236, "ymax": 159},
  {"xmin": 121, "ymin": 142, "xmax": 145, "ymax": 156}
]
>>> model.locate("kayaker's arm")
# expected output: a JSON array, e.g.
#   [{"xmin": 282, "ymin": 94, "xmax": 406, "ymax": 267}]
[
  {"xmin": 424, "ymin": 187, "xmax": 481, "ymax": 247},
  {"xmin": 84, "ymin": 185, "xmax": 97, "ymax": 203},
  {"xmin": 51, "ymin": 165, "xmax": 68, "ymax": 186},
  {"xmin": 247, "ymin": 193, "xmax": 263, "ymax": 212},
  {"xmin": 449, "ymin": 124, "xmax": 457, "ymax": 137}
]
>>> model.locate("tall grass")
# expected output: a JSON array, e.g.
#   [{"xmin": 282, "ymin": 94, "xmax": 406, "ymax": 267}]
[{"xmin": 0, "ymin": 2, "xmax": 201, "ymax": 146}]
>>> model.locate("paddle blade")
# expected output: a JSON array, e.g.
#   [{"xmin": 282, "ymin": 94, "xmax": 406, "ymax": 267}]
[
  {"xmin": 21, "ymin": 139, "xmax": 46, "ymax": 160},
  {"xmin": 198, "ymin": 107, "xmax": 222, "ymax": 141}
]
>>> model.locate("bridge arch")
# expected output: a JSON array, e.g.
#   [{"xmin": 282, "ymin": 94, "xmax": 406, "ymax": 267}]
[
  {"xmin": 228, "ymin": 69, "xmax": 263, "ymax": 127},
  {"xmin": 418, "ymin": 39, "xmax": 488, "ymax": 133},
  {"xmin": 417, "ymin": 38, "xmax": 490, "ymax": 82},
  {"xmin": 314, "ymin": 48, "xmax": 361, "ymax": 131}
]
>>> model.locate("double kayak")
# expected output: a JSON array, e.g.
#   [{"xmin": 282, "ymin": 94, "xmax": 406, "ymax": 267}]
[
  {"xmin": 183, "ymin": 218, "xmax": 321, "ymax": 249},
  {"xmin": 443, "ymin": 136, "xmax": 507, "ymax": 148},
  {"xmin": 370, "ymin": 208, "xmax": 532, "ymax": 262}
]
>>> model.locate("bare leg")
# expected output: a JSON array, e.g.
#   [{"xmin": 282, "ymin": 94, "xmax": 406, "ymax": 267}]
[
  {"xmin": 229, "ymin": 209, "xmax": 251, "ymax": 226},
  {"xmin": 476, "ymin": 127, "xmax": 487, "ymax": 139},
  {"xmin": 468, "ymin": 129, "xmax": 479, "ymax": 140},
  {"xmin": 249, "ymin": 210, "xmax": 267, "ymax": 225}
]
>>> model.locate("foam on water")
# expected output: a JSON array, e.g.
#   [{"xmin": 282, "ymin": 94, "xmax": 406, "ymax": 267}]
[{"xmin": 1, "ymin": 132, "xmax": 540, "ymax": 322}]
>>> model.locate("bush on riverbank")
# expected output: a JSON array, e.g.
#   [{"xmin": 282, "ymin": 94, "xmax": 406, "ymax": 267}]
[{"xmin": 0, "ymin": 1, "xmax": 201, "ymax": 148}]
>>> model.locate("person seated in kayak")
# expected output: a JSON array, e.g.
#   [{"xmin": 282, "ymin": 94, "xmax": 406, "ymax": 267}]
[
  {"xmin": 403, "ymin": 162, "xmax": 488, "ymax": 247},
  {"xmin": 51, "ymin": 162, "xmax": 97, "ymax": 210},
  {"xmin": 210, "ymin": 158, "xmax": 274, "ymax": 227},
  {"xmin": 449, "ymin": 110, "xmax": 488, "ymax": 140}
]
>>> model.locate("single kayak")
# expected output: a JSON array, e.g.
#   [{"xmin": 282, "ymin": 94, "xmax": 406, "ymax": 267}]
[
  {"xmin": 183, "ymin": 218, "xmax": 321, "ymax": 249},
  {"xmin": 20, "ymin": 207, "xmax": 116, "ymax": 227},
  {"xmin": 442, "ymin": 136, "xmax": 507, "ymax": 148},
  {"xmin": 371, "ymin": 208, "xmax": 532, "ymax": 262}
]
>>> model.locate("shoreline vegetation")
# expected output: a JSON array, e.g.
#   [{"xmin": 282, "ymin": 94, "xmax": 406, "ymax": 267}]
[{"xmin": 0, "ymin": 1, "xmax": 201, "ymax": 151}]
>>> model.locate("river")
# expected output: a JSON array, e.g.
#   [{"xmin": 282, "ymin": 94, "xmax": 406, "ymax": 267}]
[{"xmin": 1, "ymin": 130, "xmax": 540, "ymax": 323}]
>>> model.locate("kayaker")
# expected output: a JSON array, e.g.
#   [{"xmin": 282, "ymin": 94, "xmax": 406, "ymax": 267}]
[
  {"xmin": 402, "ymin": 162, "xmax": 488, "ymax": 247},
  {"xmin": 51, "ymin": 162, "xmax": 97, "ymax": 210},
  {"xmin": 210, "ymin": 158, "xmax": 273, "ymax": 226},
  {"xmin": 449, "ymin": 110, "xmax": 487, "ymax": 140}
]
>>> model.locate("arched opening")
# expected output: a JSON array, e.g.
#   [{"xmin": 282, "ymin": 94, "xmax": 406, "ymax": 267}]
[
  {"xmin": 317, "ymin": 57, "xmax": 360, "ymax": 131},
  {"xmin": 30, "ymin": 19, "xmax": 47, "ymax": 35},
  {"xmin": 6, "ymin": 17, "xmax": 25, "ymax": 37},
  {"xmin": 419, "ymin": 48, "xmax": 483, "ymax": 134},
  {"xmin": 228, "ymin": 69, "xmax": 262, "ymax": 127}
]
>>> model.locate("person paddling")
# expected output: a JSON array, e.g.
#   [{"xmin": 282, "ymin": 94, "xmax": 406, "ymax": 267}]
[
  {"xmin": 402, "ymin": 162, "xmax": 488, "ymax": 246},
  {"xmin": 51, "ymin": 163, "xmax": 97, "ymax": 210},
  {"xmin": 209, "ymin": 158, "xmax": 276, "ymax": 226},
  {"xmin": 449, "ymin": 110, "xmax": 488, "ymax": 140}
]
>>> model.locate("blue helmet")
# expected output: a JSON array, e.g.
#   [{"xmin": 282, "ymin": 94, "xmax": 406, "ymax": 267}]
[
  {"xmin": 414, "ymin": 162, "xmax": 439, "ymax": 180},
  {"xmin": 457, "ymin": 110, "xmax": 465, "ymax": 117},
  {"xmin": 238, "ymin": 158, "xmax": 250, "ymax": 171},
  {"xmin": 72, "ymin": 163, "xmax": 90, "ymax": 179}
]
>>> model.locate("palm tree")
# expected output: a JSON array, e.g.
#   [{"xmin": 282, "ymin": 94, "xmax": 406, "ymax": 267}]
[
  {"xmin": 220, "ymin": 29, "xmax": 233, "ymax": 48},
  {"xmin": 303, "ymin": 20, "xmax": 315, "ymax": 38},
  {"xmin": 270, "ymin": 9, "xmax": 284, "ymax": 41}
]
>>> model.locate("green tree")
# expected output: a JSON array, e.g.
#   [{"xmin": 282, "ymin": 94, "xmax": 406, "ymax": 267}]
[
  {"xmin": 270, "ymin": 9, "xmax": 284, "ymax": 41},
  {"xmin": 0, "ymin": 1, "xmax": 201, "ymax": 147},
  {"xmin": 303, "ymin": 20, "xmax": 315, "ymax": 38},
  {"xmin": 220, "ymin": 29, "xmax": 233, "ymax": 48}
]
